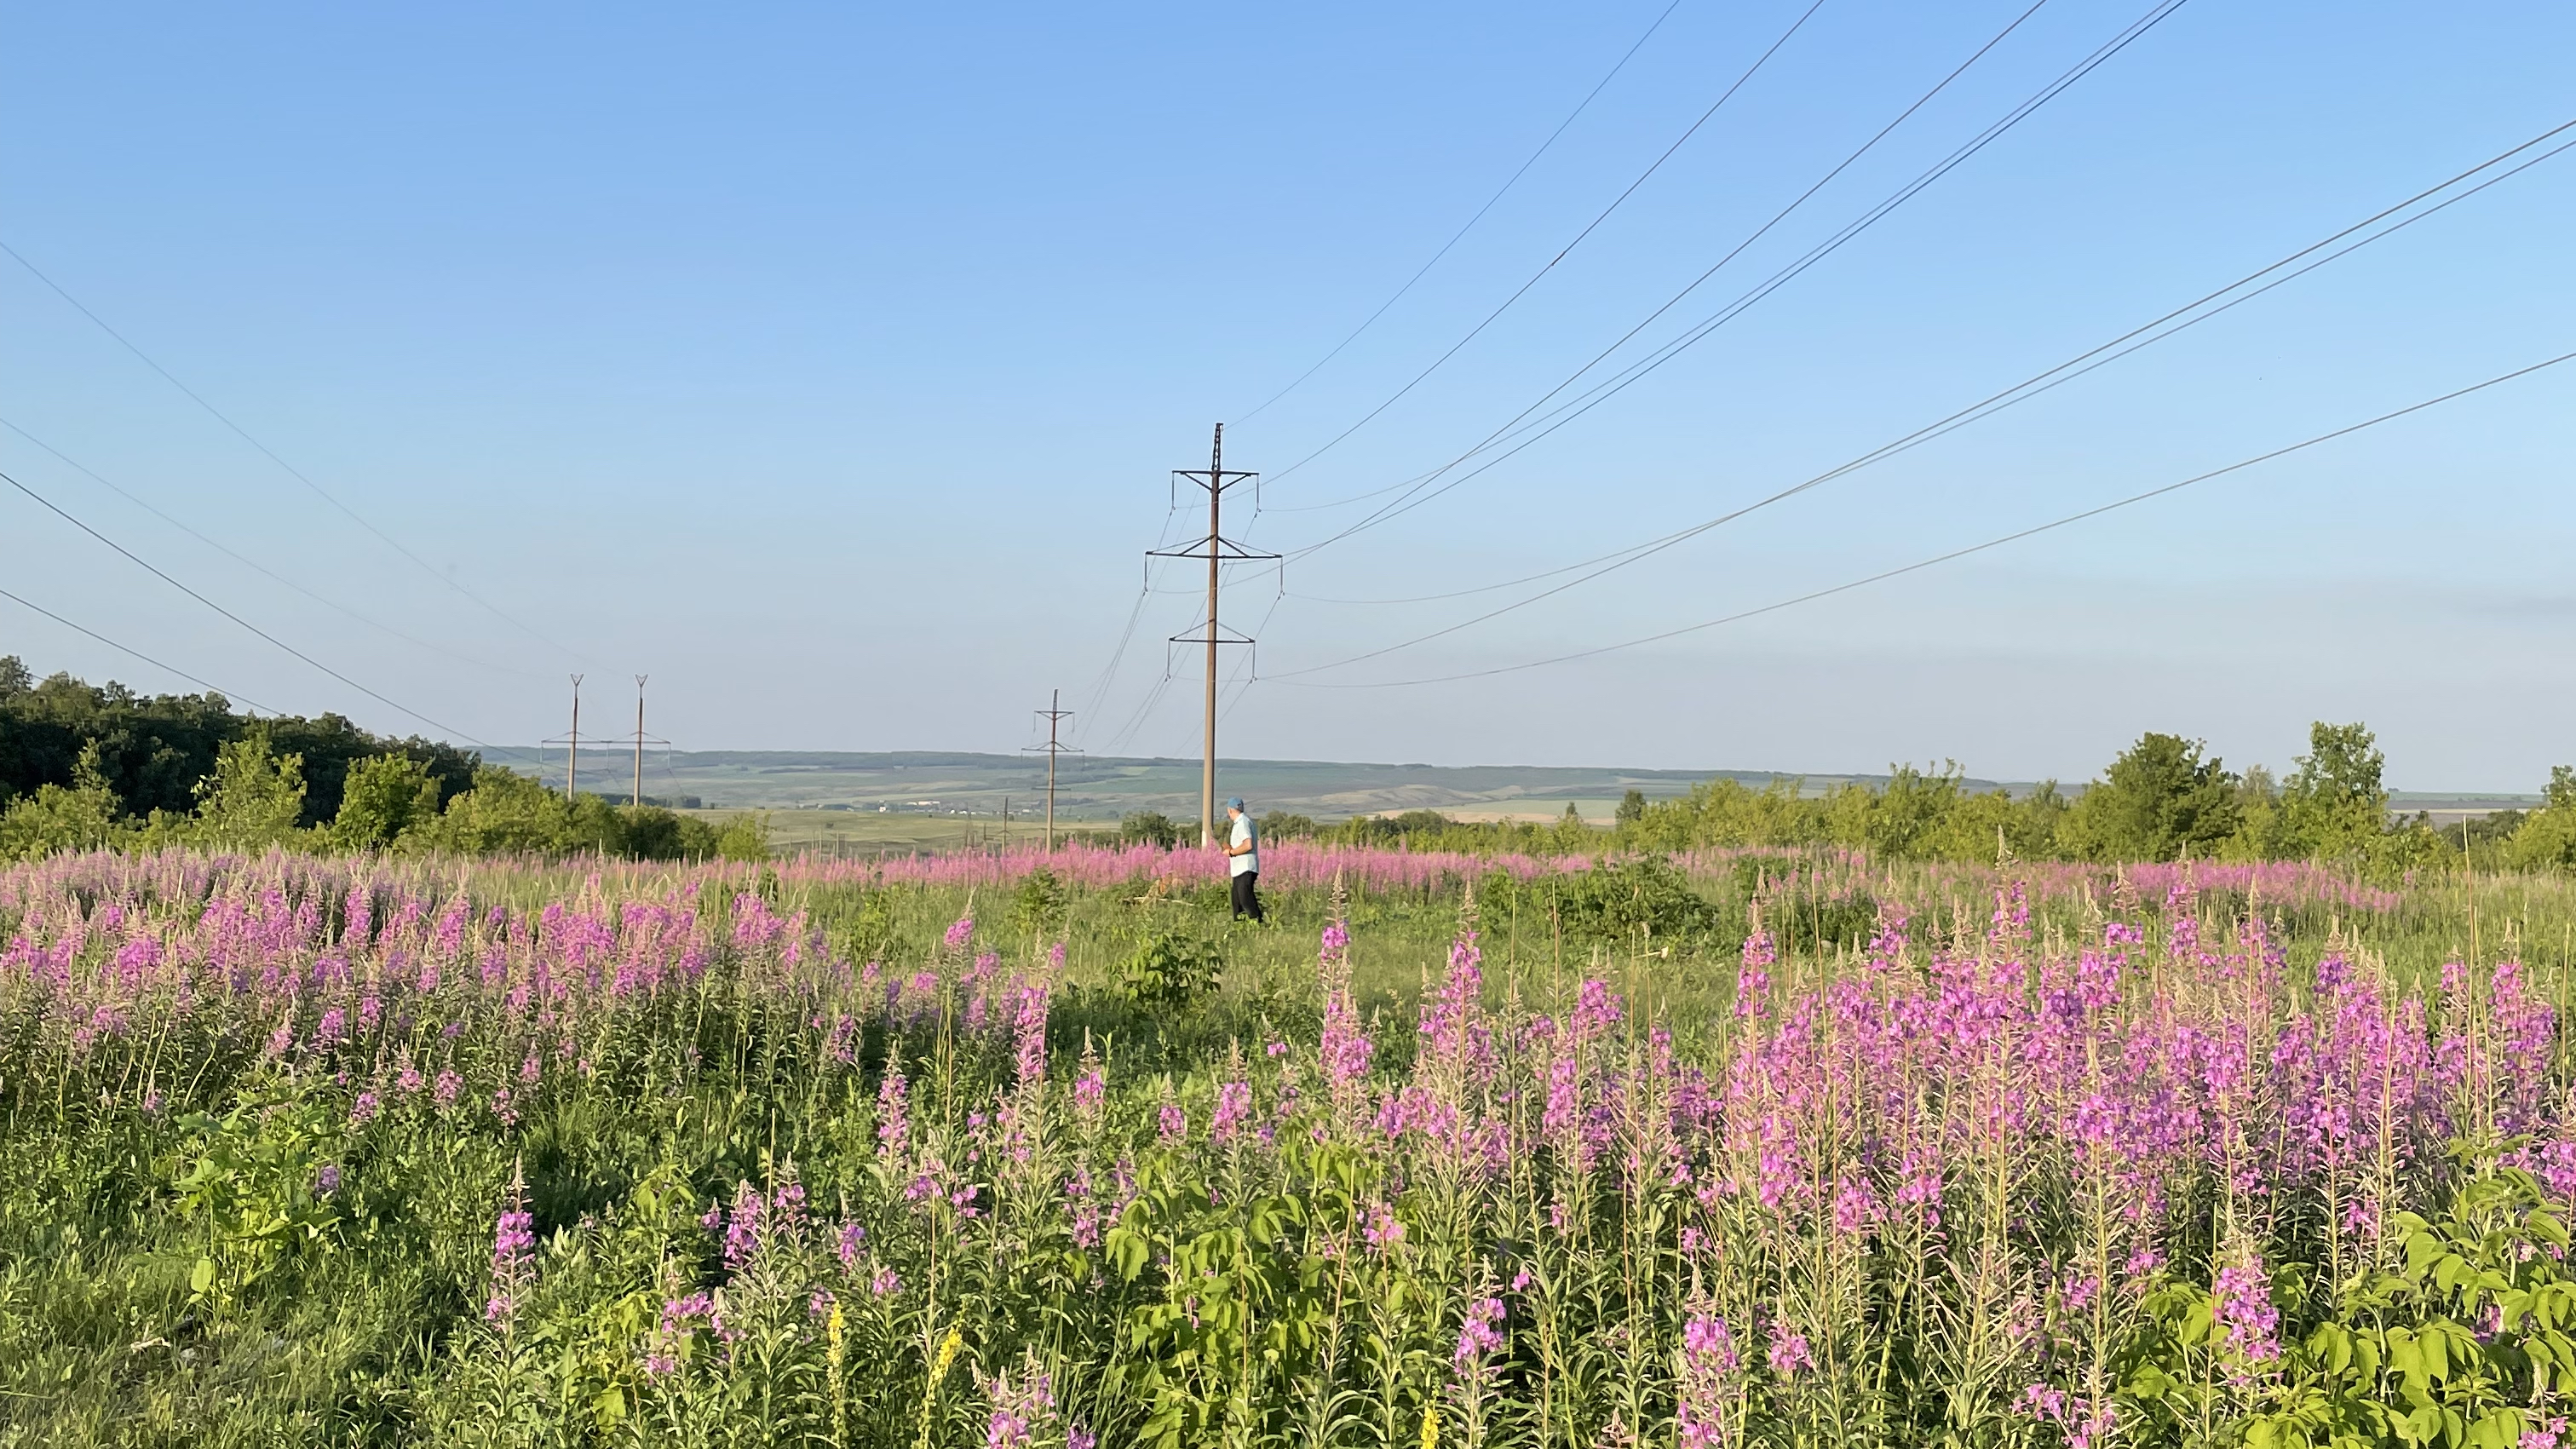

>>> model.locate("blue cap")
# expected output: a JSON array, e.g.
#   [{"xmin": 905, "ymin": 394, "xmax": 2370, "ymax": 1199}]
[{"xmin": 1227, "ymin": 796, "xmax": 1246, "ymax": 810}]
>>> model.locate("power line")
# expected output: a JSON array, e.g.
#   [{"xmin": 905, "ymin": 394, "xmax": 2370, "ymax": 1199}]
[
  {"xmin": 1101, "ymin": 648, "xmax": 1182, "ymax": 758},
  {"xmin": 1283, "ymin": 0, "xmax": 2187, "ymax": 551},
  {"xmin": 1235, "ymin": 0, "xmax": 1693, "ymax": 428},
  {"xmin": 0, "ymin": 416, "xmax": 543, "ymax": 679},
  {"xmin": 1260, "ymin": 0, "xmax": 1834, "ymax": 487},
  {"xmin": 0, "ymin": 237, "xmax": 590, "ymax": 664},
  {"xmin": 1274, "ymin": 348, "xmax": 2576, "ymax": 689},
  {"xmin": 1265, "ymin": 114, "xmax": 2576, "ymax": 666},
  {"xmin": 1216, "ymin": 576, "xmax": 1288, "ymax": 723},
  {"xmin": 0, "ymin": 585, "xmax": 277, "ymax": 711},
  {"xmin": 0, "ymin": 465, "xmax": 542, "ymax": 763},
  {"xmin": 1070, "ymin": 493, "xmax": 1193, "ymax": 744}
]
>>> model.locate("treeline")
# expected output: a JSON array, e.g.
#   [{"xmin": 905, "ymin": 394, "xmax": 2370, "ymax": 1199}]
[
  {"xmin": 1113, "ymin": 806, "xmax": 1605, "ymax": 857},
  {"xmin": 1185, "ymin": 722, "xmax": 2576, "ymax": 873},
  {"xmin": 0, "ymin": 658, "xmax": 765, "ymax": 863},
  {"xmin": 1614, "ymin": 723, "xmax": 2576, "ymax": 871}
]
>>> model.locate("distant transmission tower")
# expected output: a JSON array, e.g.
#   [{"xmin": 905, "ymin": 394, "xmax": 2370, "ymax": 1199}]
[
  {"xmin": 628, "ymin": 676, "xmax": 670, "ymax": 807},
  {"xmin": 562, "ymin": 675, "xmax": 584, "ymax": 800},
  {"xmin": 1148, "ymin": 424, "xmax": 1275, "ymax": 846},
  {"xmin": 1024, "ymin": 688, "xmax": 1081, "ymax": 852}
]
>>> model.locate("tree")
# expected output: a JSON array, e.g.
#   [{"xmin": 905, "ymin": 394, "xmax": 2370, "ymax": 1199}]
[
  {"xmin": 192, "ymin": 729, "xmax": 308, "ymax": 851},
  {"xmin": 618, "ymin": 805, "xmax": 723, "ymax": 860},
  {"xmin": 1550, "ymin": 802, "xmax": 1591, "ymax": 851},
  {"xmin": 266, "ymin": 713, "xmax": 476, "ymax": 827},
  {"xmin": 1869, "ymin": 762, "xmax": 1967, "ymax": 860},
  {"xmin": 0, "ymin": 659, "xmax": 479, "ymax": 825},
  {"xmin": 2219, "ymin": 765, "xmax": 2285, "ymax": 860},
  {"xmin": 2280, "ymin": 721, "xmax": 2389, "ymax": 860},
  {"xmin": 0, "ymin": 741, "xmax": 124, "ymax": 860},
  {"xmin": 2067, "ymin": 733, "xmax": 2242, "ymax": 861},
  {"xmin": 1118, "ymin": 812, "xmax": 1183, "ymax": 848},
  {"xmin": 711, "ymin": 814, "xmax": 772, "ymax": 862},
  {"xmin": 331, "ymin": 753, "xmax": 443, "ymax": 850},
  {"xmin": 1614, "ymin": 789, "xmax": 1648, "ymax": 829},
  {"xmin": 2507, "ymin": 766, "xmax": 2576, "ymax": 870},
  {"xmin": 1257, "ymin": 811, "xmax": 1319, "ymax": 840},
  {"xmin": 418, "ymin": 768, "xmax": 589, "ymax": 855}
]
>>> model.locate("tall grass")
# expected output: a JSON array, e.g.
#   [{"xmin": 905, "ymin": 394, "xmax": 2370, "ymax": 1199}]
[{"xmin": 4, "ymin": 847, "xmax": 2576, "ymax": 1446}]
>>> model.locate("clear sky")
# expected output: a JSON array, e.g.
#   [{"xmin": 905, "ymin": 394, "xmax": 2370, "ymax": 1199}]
[{"xmin": 3, "ymin": 1, "xmax": 2569, "ymax": 791}]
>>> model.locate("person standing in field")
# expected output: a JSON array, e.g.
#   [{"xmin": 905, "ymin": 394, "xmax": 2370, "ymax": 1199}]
[{"xmin": 1224, "ymin": 796, "xmax": 1264, "ymax": 923}]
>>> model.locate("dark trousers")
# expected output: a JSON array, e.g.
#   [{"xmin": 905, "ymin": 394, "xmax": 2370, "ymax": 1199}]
[{"xmin": 1230, "ymin": 871, "xmax": 1263, "ymax": 922}]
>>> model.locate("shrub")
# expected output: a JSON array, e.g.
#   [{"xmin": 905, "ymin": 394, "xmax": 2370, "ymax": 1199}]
[
  {"xmin": 1486, "ymin": 854, "xmax": 1721, "ymax": 951},
  {"xmin": 1119, "ymin": 929, "xmax": 1220, "ymax": 1009}
]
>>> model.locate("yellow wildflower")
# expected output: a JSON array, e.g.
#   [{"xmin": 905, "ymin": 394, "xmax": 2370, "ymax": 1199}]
[{"xmin": 1421, "ymin": 1405, "xmax": 1440, "ymax": 1449}]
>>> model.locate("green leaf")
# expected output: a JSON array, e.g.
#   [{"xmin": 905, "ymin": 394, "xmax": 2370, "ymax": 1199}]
[
  {"xmin": 188, "ymin": 1256, "xmax": 215, "ymax": 1295},
  {"xmin": 1106, "ymin": 1226, "xmax": 1150, "ymax": 1282},
  {"xmin": 2316, "ymin": 1322, "xmax": 2354, "ymax": 1376}
]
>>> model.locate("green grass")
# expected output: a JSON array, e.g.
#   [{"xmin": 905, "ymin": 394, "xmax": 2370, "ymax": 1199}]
[{"xmin": 9, "ymin": 855, "xmax": 2576, "ymax": 1445}]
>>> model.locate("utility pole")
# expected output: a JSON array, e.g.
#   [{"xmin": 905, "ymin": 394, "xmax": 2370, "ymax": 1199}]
[
  {"xmin": 1149, "ymin": 424, "xmax": 1274, "ymax": 846},
  {"xmin": 565, "ymin": 675, "xmax": 583, "ymax": 801},
  {"xmin": 1024, "ymin": 688, "xmax": 1079, "ymax": 852},
  {"xmin": 632, "ymin": 676, "xmax": 647, "ymax": 808}
]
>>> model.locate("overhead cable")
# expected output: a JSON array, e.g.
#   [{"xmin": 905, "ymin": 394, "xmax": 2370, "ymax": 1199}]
[
  {"xmin": 1285, "ymin": 0, "xmax": 2188, "ymax": 549},
  {"xmin": 0, "ymin": 238, "xmax": 590, "ymax": 663},
  {"xmin": 0, "ymin": 417, "xmax": 542, "ymax": 678},
  {"xmin": 1235, "ymin": 0, "xmax": 1694, "ymax": 427},
  {"xmin": 1259, "ymin": 0, "xmax": 1837, "ymax": 486},
  {"xmin": 1265, "ymin": 115, "xmax": 2576, "ymax": 662},
  {"xmin": 0, "ymin": 585, "xmax": 278, "ymax": 711},
  {"xmin": 1273, "ymin": 348, "xmax": 2576, "ymax": 688},
  {"xmin": 0, "ymin": 465, "xmax": 540, "ymax": 762}
]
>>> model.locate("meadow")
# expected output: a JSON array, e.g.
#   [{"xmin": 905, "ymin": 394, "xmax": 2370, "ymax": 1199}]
[{"xmin": 6, "ymin": 841, "xmax": 2576, "ymax": 1448}]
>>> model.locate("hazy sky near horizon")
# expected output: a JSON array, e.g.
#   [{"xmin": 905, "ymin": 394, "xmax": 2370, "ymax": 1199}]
[{"xmin": 3, "ymin": 1, "xmax": 2570, "ymax": 791}]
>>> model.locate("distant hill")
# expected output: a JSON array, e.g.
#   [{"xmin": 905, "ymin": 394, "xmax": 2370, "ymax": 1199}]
[
  {"xmin": 509, "ymin": 749, "xmax": 2028, "ymax": 823},
  {"xmin": 506, "ymin": 749, "xmax": 2544, "ymax": 825}
]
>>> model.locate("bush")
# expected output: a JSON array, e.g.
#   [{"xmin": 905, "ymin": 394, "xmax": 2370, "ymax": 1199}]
[
  {"xmin": 1119, "ymin": 812, "xmax": 1186, "ymax": 848},
  {"xmin": 1486, "ymin": 854, "xmax": 1721, "ymax": 952},
  {"xmin": 1257, "ymin": 811, "xmax": 1320, "ymax": 840},
  {"xmin": 330, "ymin": 753, "xmax": 442, "ymax": 850},
  {"xmin": 618, "ymin": 805, "xmax": 722, "ymax": 861},
  {"xmin": 0, "ymin": 742, "xmax": 126, "ymax": 861},
  {"xmin": 710, "ymin": 814, "xmax": 770, "ymax": 862},
  {"xmin": 1119, "ymin": 929, "xmax": 1220, "ymax": 1009},
  {"xmin": 1014, "ymin": 865, "xmax": 1068, "ymax": 935},
  {"xmin": 1766, "ymin": 887, "xmax": 1883, "ymax": 956}
]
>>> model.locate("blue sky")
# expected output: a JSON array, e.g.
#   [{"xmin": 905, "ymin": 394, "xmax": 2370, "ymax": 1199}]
[{"xmin": 3, "ymin": 0, "xmax": 2569, "ymax": 790}]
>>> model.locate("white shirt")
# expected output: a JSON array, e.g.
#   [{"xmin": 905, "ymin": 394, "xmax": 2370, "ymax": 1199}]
[{"xmin": 1229, "ymin": 814, "xmax": 1258, "ymax": 876}]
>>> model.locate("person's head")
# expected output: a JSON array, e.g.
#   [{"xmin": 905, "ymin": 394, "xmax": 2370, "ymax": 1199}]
[{"xmin": 1227, "ymin": 796, "xmax": 1246, "ymax": 819}]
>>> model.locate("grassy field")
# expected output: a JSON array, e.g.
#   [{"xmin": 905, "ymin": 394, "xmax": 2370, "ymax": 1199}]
[{"xmin": 7, "ymin": 846, "xmax": 2576, "ymax": 1446}]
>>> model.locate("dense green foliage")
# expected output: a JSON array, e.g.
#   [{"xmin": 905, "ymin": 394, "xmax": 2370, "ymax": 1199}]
[
  {"xmin": 0, "ymin": 658, "xmax": 766, "ymax": 863},
  {"xmin": 1250, "ymin": 724, "xmax": 2576, "ymax": 878},
  {"xmin": 0, "ymin": 654, "xmax": 477, "ymax": 825}
]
